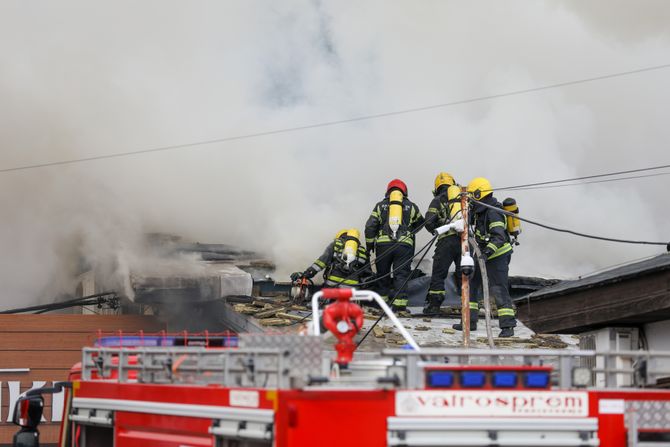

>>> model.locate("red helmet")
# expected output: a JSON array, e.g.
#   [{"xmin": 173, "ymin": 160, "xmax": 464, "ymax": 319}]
[{"xmin": 386, "ymin": 179, "xmax": 408, "ymax": 195}]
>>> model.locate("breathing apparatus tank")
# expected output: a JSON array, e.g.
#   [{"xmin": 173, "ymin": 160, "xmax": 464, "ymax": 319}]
[
  {"xmin": 502, "ymin": 198, "xmax": 521, "ymax": 237},
  {"xmin": 388, "ymin": 190, "xmax": 404, "ymax": 239},
  {"xmin": 343, "ymin": 228, "xmax": 360, "ymax": 266},
  {"xmin": 446, "ymin": 185, "xmax": 462, "ymax": 220}
]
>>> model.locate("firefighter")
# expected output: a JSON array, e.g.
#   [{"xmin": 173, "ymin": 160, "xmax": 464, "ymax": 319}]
[
  {"xmin": 423, "ymin": 172, "xmax": 463, "ymax": 315},
  {"xmin": 365, "ymin": 179, "xmax": 425, "ymax": 312},
  {"xmin": 454, "ymin": 177, "xmax": 516, "ymax": 337},
  {"xmin": 290, "ymin": 229, "xmax": 372, "ymax": 287}
]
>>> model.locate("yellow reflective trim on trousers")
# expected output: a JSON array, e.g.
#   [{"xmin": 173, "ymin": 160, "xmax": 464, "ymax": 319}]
[
  {"xmin": 327, "ymin": 275, "xmax": 358, "ymax": 285},
  {"xmin": 498, "ymin": 308, "xmax": 515, "ymax": 316},
  {"xmin": 392, "ymin": 298, "xmax": 408, "ymax": 306},
  {"xmin": 469, "ymin": 302, "xmax": 479, "ymax": 310},
  {"xmin": 427, "ymin": 207, "xmax": 439, "ymax": 213},
  {"xmin": 376, "ymin": 234, "xmax": 414, "ymax": 246},
  {"xmin": 488, "ymin": 221, "xmax": 505, "ymax": 230},
  {"xmin": 488, "ymin": 242, "xmax": 512, "ymax": 260},
  {"xmin": 437, "ymin": 231, "xmax": 457, "ymax": 240},
  {"xmin": 428, "ymin": 290, "xmax": 446, "ymax": 295}
]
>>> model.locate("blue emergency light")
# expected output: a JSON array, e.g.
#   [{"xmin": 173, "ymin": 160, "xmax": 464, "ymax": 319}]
[
  {"xmin": 492, "ymin": 371, "xmax": 517, "ymax": 388},
  {"xmin": 460, "ymin": 371, "xmax": 486, "ymax": 388},
  {"xmin": 427, "ymin": 371, "xmax": 454, "ymax": 388},
  {"xmin": 524, "ymin": 371, "xmax": 550, "ymax": 388}
]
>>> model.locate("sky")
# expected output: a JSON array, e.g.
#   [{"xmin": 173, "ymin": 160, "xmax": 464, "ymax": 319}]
[{"xmin": 0, "ymin": 0, "xmax": 669, "ymax": 306}]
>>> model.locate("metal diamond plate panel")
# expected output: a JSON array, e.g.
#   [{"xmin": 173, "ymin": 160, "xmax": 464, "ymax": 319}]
[
  {"xmin": 626, "ymin": 400, "xmax": 670, "ymax": 430},
  {"xmin": 239, "ymin": 333, "xmax": 323, "ymax": 383}
]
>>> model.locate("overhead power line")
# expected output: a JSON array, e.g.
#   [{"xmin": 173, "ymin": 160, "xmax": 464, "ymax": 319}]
[
  {"xmin": 497, "ymin": 164, "xmax": 670, "ymax": 191},
  {"xmin": 472, "ymin": 199, "xmax": 668, "ymax": 247},
  {"xmin": 504, "ymin": 171, "xmax": 670, "ymax": 192},
  {"xmin": 2, "ymin": 62, "xmax": 670, "ymax": 174}
]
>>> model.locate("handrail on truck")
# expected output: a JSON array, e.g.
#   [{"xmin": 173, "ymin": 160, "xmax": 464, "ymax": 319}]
[{"xmin": 310, "ymin": 288, "xmax": 421, "ymax": 352}]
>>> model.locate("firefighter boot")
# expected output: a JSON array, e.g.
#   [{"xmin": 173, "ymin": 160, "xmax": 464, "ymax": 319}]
[
  {"xmin": 422, "ymin": 294, "xmax": 442, "ymax": 316},
  {"xmin": 452, "ymin": 306, "xmax": 479, "ymax": 331},
  {"xmin": 498, "ymin": 327, "xmax": 514, "ymax": 338},
  {"xmin": 391, "ymin": 295, "xmax": 410, "ymax": 316},
  {"xmin": 452, "ymin": 322, "xmax": 477, "ymax": 331}
]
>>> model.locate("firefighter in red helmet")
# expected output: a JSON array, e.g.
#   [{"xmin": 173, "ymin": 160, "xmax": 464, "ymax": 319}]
[{"xmin": 365, "ymin": 179, "xmax": 424, "ymax": 313}]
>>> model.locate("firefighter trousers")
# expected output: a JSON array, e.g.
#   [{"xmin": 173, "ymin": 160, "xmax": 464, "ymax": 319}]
[
  {"xmin": 375, "ymin": 242, "xmax": 414, "ymax": 308},
  {"xmin": 426, "ymin": 235, "xmax": 461, "ymax": 307},
  {"xmin": 470, "ymin": 252, "xmax": 516, "ymax": 328}
]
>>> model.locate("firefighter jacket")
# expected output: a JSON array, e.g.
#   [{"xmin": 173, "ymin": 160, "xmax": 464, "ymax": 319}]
[
  {"xmin": 425, "ymin": 191, "xmax": 460, "ymax": 240},
  {"xmin": 471, "ymin": 195, "xmax": 513, "ymax": 260},
  {"xmin": 308, "ymin": 238, "xmax": 371, "ymax": 286},
  {"xmin": 365, "ymin": 197, "xmax": 425, "ymax": 248}
]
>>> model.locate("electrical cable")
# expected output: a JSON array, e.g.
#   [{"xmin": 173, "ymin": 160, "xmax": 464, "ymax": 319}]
[
  {"xmin": 0, "ymin": 292, "xmax": 117, "ymax": 314},
  {"xmin": 2, "ymin": 64, "xmax": 670, "ymax": 174},
  {"xmin": 328, "ymin": 198, "xmax": 451, "ymax": 288},
  {"xmin": 297, "ymin": 219, "xmax": 429, "ymax": 289},
  {"xmin": 356, "ymin": 235, "xmax": 438, "ymax": 347},
  {"xmin": 496, "ymin": 164, "xmax": 670, "ymax": 192},
  {"xmin": 471, "ymin": 198, "xmax": 668, "ymax": 246},
  {"xmin": 287, "ymin": 234, "xmax": 437, "ymax": 327},
  {"xmin": 501, "ymin": 171, "xmax": 670, "ymax": 192},
  {"xmin": 354, "ymin": 234, "xmax": 437, "ymax": 287}
]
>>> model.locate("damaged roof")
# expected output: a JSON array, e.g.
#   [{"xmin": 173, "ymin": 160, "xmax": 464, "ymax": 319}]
[{"xmin": 518, "ymin": 253, "xmax": 670, "ymax": 303}]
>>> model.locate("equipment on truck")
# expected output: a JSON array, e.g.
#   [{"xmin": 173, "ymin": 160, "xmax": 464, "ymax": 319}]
[{"xmin": 14, "ymin": 288, "xmax": 670, "ymax": 447}]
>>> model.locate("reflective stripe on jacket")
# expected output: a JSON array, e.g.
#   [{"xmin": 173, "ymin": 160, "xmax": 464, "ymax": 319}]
[
  {"xmin": 471, "ymin": 196, "xmax": 512, "ymax": 260},
  {"xmin": 364, "ymin": 197, "xmax": 424, "ymax": 247}
]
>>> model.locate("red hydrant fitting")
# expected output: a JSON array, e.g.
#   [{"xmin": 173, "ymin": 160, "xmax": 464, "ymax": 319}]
[{"xmin": 321, "ymin": 288, "xmax": 364, "ymax": 366}]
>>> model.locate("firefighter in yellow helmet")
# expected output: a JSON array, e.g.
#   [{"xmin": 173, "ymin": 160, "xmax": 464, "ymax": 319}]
[
  {"xmin": 290, "ymin": 229, "xmax": 372, "ymax": 287},
  {"xmin": 423, "ymin": 172, "xmax": 464, "ymax": 315},
  {"xmin": 454, "ymin": 177, "xmax": 516, "ymax": 337}
]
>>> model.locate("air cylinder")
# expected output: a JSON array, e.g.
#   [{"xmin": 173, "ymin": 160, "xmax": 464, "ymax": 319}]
[{"xmin": 389, "ymin": 190, "xmax": 404, "ymax": 238}]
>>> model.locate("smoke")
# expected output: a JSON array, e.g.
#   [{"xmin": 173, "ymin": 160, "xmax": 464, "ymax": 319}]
[{"xmin": 0, "ymin": 0, "xmax": 669, "ymax": 307}]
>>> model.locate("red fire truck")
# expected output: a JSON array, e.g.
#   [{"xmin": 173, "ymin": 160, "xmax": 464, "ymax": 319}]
[{"xmin": 11, "ymin": 289, "xmax": 670, "ymax": 446}]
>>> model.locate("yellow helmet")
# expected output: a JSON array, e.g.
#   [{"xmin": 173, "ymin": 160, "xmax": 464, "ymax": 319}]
[
  {"xmin": 335, "ymin": 229, "xmax": 348, "ymax": 239},
  {"xmin": 467, "ymin": 177, "xmax": 493, "ymax": 200},
  {"xmin": 346, "ymin": 228, "xmax": 360, "ymax": 242},
  {"xmin": 434, "ymin": 172, "xmax": 455, "ymax": 193}
]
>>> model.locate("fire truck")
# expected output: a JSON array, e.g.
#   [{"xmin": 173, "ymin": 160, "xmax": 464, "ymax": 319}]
[{"xmin": 11, "ymin": 288, "xmax": 670, "ymax": 446}]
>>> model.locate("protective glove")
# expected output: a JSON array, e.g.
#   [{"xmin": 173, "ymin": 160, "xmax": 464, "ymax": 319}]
[
  {"xmin": 303, "ymin": 267, "xmax": 318, "ymax": 279},
  {"xmin": 451, "ymin": 218, "xmax": 465, "ymax": 233},
  {"xmin": 290, "ymin": 272, "xmax": 303, "ymax": 282},
  {"xmin": 434, "ymin": 219, "xmax": 462, "ymax": 235}
]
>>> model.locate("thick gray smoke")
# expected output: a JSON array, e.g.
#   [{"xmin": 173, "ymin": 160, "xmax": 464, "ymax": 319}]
[{"xmin": 0, "ymin": 1, "xmax": 668, "ymax": 307}]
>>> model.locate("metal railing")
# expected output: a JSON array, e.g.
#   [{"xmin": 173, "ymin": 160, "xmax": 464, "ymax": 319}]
[
  {"xmin": 81, "ymin": 344, "xmax": 670, "ymax": 391},
  {"xmin": 82, "ymin": 346, "xmax": 294, "ymax": 388},
  {"xmin": 311, "ymin": 289, "xmax": 420, "ymax": 351},
  {"xmin": 383, "ymin": 348, "xmax": 670, "ymax": 389}
]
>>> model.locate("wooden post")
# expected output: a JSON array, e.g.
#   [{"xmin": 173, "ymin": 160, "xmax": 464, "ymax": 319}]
[{"xmin": 460, "ymin": 187, "xmax": 471, "ymax": 347}]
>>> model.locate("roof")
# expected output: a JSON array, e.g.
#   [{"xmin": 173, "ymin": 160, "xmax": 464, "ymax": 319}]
[{"xmin": 518, "ymin": 252, "xmax": 670, "ymax": 303}]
